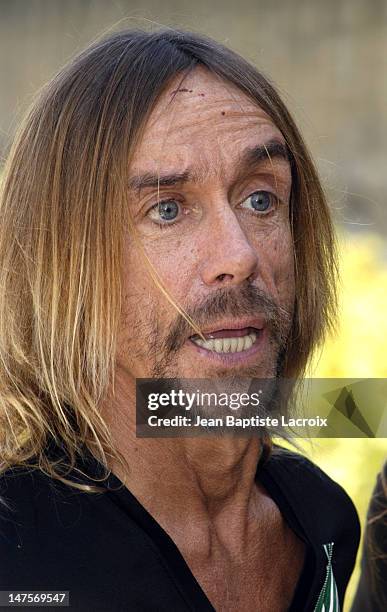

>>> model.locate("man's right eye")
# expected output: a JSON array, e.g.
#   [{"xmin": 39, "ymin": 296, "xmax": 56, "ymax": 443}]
[{"xmin": 148, "ymin": 200, "xmax": 181, "ymax": 224}]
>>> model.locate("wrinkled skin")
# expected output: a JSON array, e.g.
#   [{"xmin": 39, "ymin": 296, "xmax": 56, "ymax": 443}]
[{"xmin": 116, "ymin": 67, "xmax": 295, "ymax": 382}]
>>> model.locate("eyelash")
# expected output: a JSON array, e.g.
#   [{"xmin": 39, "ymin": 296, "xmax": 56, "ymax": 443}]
[
  {"xmin": 239, "ymin": 191, "xmax": 279, "ymax": 215},
  {"xmin": 146, "ymin": 190, "xmax": 279, "ymax": 227},
  {"xmin": 147, "ymin": 198, "xmax": 185, "ymax": 228}
]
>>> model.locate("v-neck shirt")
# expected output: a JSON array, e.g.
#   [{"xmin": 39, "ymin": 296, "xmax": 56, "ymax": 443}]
[{"xmin": 0, "ymin": 444, "xmax": 360, "ymax": 611}]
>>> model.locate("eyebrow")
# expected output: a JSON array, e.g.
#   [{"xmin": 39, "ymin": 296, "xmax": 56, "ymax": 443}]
[
  {"xmin": 242, "ymin": 139, "xmax": 290, "ymax": 168},
  {"xmin": 128, "ymin": 139, "xmax": 291, "ymax": 191}
]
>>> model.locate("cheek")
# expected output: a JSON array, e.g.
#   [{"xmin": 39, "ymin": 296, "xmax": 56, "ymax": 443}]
[
  {"xmin": 116, "ymin": 247, "xmax": 162, "ymax": 371},
  {"xmin": 118, "ymin": 247, "xmax": 158, "ymax": 345},
  {"xmin": 119, "ymin": 239, "xmax": 197, "ymax": 348},
  {"xmin": 251, "ymin": 224, "xmax": 295, "ymax": 307},
  {"xmin": 272, "ymin": 229, "xmax": 295, "ymax": 305},
  {"xmin": 122, "ymin": 251, "xmax": 150, "ymax": 306},
  {"xmin": 139, "ymin": 236, "xmax": 198, "ymax": 301}
]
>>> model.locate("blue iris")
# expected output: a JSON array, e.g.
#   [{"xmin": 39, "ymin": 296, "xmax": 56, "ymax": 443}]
[{"xmin": 158, "ymin": 200, "xmax": 179, "ymax": 221}]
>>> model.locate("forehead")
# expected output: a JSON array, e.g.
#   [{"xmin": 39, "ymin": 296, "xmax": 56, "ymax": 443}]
[{"xmin": 131, "ymin": 68, "xmax": 285, "ymax": 173}]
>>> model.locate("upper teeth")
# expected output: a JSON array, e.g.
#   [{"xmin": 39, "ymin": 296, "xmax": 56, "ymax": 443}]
[{"xmin": 192, "ymin": 331, "xmax": 257, "ymax": 353}]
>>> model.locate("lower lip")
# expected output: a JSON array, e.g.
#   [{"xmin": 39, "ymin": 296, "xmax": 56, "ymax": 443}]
[{"xmin": 187, "ymin": 328, "xmax": 266, "ymax": 366}]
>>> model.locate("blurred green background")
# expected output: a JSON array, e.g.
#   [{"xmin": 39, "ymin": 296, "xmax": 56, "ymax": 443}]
[{"xmin": 1, "ymin": 1, "xmax": 386, "ymax": 609}]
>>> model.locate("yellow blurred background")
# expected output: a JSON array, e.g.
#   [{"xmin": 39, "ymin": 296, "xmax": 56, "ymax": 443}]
[
  {"xmin": 304, "ymin": 233, "xmax": 387, "ymax": 609},
  {"xmin": 1, "ymin": 2, "xmax": 386, "ymax": 609}
]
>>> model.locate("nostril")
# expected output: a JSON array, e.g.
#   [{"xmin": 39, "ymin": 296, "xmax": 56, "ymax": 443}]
[{"xmin": 217, "ymin": 273, "xmax": 233, "ymax": 282}]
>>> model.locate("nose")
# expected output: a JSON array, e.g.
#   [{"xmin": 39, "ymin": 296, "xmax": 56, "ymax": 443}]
[{"xmin": 199, "ymin": 204, "xmax": 259, "ymax": 288}]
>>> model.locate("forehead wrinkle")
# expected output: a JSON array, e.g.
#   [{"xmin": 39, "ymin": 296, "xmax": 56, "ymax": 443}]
[
  {"xmin": 133, "ymin": 70, "xmax": 287, "ymax": 190},
  {"xmin": 140, "ymin": 98, "xmax": 186, "ymax": 196},
  {"xmin": 147, "ymin": 104, "xmax": 285, "ymax": 165},
  {"xmin": 144, "ymin": 112, "xmax": 281, "ymax": 170},
  {"xmin": 154, "ymin": 106, "xmax": 273, "ymax": 140},
  {"xmin": 149, "ymin": 69, "xmax": 274, "ymax": 139},
  {"xmin": 129, "ymin": 141, "xmax": 291, "ymax": 195}
]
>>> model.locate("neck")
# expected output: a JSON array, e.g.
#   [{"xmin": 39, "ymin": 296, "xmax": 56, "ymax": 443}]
[{"xmin": 97, "ymin": 368, "xmax": 265, "ymax": 551}]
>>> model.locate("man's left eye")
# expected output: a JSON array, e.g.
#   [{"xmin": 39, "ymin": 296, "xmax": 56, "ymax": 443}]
[{"xmin": 240, "ymin": 190, "xmax": 276, "ymax": 213}]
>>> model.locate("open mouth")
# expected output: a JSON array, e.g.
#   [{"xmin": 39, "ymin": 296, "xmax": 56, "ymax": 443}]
[{"xmin": 189, "ymin": 327, "xmax": 262, "ymax": 354}]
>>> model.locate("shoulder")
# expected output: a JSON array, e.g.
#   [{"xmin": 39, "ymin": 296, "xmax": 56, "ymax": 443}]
[
  {"xmin": 259, "ymin": 445, "xmax": 361, "ymax": 607},
  {"xmin": 0, "ymin": 464, "xmax": 173, "ymax": 610},
  {"xmin": 0, "ymin": 445, "xmax": 108, "ymax": 516},
  {"xmin": 259, "ymin": 445, "xmax": 361, "ymax": 547},
  {"xmin": 0, "ymin": 465, "xmax": 73, "ymax": 539},
  {"xmin": 0, "ymin": 465, "xmax": 44, "ymax": 524},
  {"xmin": 0, "ymin": 465, "xmax": 59, "ymax": 584},
  {"xmin": 0, "ymin": 457, "xmax": 109, "ymax": 548}
]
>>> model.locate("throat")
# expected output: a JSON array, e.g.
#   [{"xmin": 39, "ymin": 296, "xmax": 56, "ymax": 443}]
[{"xmin": 178, "ymin": 486, "xmax": 306, "ymax": 612}]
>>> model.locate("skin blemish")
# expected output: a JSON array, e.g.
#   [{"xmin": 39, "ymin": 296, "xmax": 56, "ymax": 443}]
[
  {"xmin": 170, "ymin": 88, "xmax": 190, "ymax": 95},
  {"xmin": 198, "ymin": 93, "xmax": 205, "ymax": 97},
  {"xmin": 221, "ymin": 111, "xmax": 225, "ymax": 115}
]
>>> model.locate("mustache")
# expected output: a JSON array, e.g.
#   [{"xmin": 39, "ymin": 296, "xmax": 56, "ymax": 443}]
[{"xmin": 164, "ymin": 283, "xmax": 292, "ymax": 354}]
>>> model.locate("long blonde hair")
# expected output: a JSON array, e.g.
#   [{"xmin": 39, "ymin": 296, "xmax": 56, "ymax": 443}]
[{"xmin": 0, "ymin": 29, "xmax": 338, "ymax": 491}]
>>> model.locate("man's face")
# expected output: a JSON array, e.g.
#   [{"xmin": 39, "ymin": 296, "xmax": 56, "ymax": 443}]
[{"xmin": 117, "ymin": 68, "xmax": 295, "ymax": 380}]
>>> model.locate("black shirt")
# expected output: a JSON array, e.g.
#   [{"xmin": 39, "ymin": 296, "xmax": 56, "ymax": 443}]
[{"xmin": 0, "ymin": 445, "xmax": 360, "ymax": 611}]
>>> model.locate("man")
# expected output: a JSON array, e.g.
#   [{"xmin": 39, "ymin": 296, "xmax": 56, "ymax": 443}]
[{"xmin": 0, "ymin": 30, "xmax": 359, "ymax": 611}]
